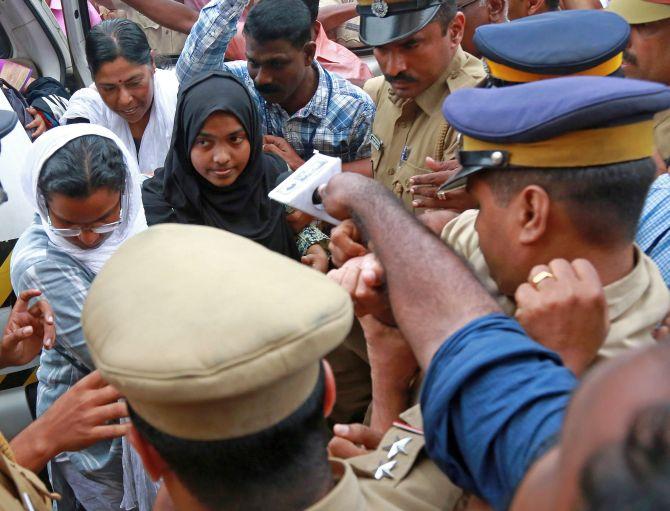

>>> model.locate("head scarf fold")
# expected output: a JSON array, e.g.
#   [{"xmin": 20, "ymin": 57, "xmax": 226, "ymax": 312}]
[
  {"xmin": 146, "ymin": 71, "xmax": 298, "ymax": 259},
  {"xmin": 20, "ymin": 123, "xmax": 147, "ymax": 274}
]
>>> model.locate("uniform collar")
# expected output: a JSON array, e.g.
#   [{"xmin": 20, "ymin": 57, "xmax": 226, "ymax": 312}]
[
  {"xmin": 415, "ymin": 46, "xmax": 469, "ymax": 115},
  {"xmin": 604, "ymin": 246, "xmax": 651, "ymax": 321},
  {"xmin": 307, "ymin": 460, "xmax": 366, "ymax": 511},
  {"xmin": 386, "ymin": 46, "xmax": 469, "ymax": 114}
]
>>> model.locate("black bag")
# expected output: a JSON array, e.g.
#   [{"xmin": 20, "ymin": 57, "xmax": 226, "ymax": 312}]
[{"xmin": 0, "ymin": 78, "xmax": 34, "ymax": 137}]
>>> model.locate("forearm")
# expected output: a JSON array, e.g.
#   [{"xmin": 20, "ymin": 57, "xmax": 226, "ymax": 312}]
[
  {"xmin": 344, "ymin": 178, "xmax": 500, "ymax": 370},
  {"xmin": 10, "ymin": 420, "xmax": 56, "ymax": 473},
  {"xmin": 342, "ymin": 159, "xmax": 372, "ymax": 177},
  {"xmin": 318, "ymin": 4, "xmax": 358, "ymax": 33},
  {"xmin": 121, "ymin": 0, "xmax": 198, "ymax": 33},
  {"xmin": 370, "ymin": 373, "xmax": 412, "ymax": 432},
  {"xmin": 176, "ymin": 0, "xmax": 248, "ymax": 83}
]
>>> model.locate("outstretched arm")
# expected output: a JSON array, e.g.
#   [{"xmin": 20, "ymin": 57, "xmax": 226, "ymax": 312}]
[
  {"xmin": 320, "ymin": 172, "xmax": 500, "ymax": 369},
  {"xmin": 118, "ymin": 0, "xmax": 199, "ymax": 34}
]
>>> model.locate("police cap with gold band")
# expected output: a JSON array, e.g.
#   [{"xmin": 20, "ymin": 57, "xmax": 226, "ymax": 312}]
[
  {"xmin": 437, "ymin": 76, "xmax": 670, "ymax": 193},
  {"xmin": 608, "ymin": 0, "xmax": 670, "ymax": 25},
  {"xmin": 81, "ymin": 224, "xmax": 353, "ymax": 440},
  {"xmin": 357, "ymin": 0, "xmax": 449, "ymax": 46},
  {"xmin": 475, "ymin": 10, "xmax": 630, "ymax": 84}
]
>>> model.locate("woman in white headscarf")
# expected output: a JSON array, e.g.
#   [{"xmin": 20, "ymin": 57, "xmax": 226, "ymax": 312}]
[
  {"xmin": 10, "ymin": 123, "xmax": 147, "ymax": 510},
  {"xmin": 60, "ymin": 18, "xmax": 177, "ymax": 175}
]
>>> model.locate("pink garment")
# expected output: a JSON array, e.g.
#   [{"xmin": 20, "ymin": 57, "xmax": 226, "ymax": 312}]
[
  {"xmin": 184, "ymin": 0, "xmax": 211, "ymax": 9},
  {"xmin": 49, "ymin": 0, "xmax": 101, "ymax": 34},
  {"xmin": 226, "ymin": 22, "xmax": 372, "ymax": 86}
]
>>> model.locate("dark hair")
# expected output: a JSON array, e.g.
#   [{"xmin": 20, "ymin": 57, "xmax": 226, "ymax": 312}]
[
  {"xmin": 38, "ymin": 135, "xmax": 127, "ymax": 202},
  {"xmin": 580, "ymin": 403, "xmax": 670, "ymax": 510},
  {"xmin": 478, "ymin": 158, "xmax": 656, "ymax": 246},
  {"xmin": 434, "ymin": 1, "xmax": 458, "ymax": 34},
  {"xmin": 86, "ymin": 19, "xmax": 152, "ymax": 76},
  {"xmin": 301, "ymin": 0, "xmax": 319, "ymax": 24},
  {"xmin": 244, "ymin": 0, "xmax": 313, "ymax": 49},
  {"xmin": 545, "ymin": 0, "xmax": 561, "ymax": 10},
  {"xmin": 130, "ymin": 369, "xmax": 331, "ymax": 511}
]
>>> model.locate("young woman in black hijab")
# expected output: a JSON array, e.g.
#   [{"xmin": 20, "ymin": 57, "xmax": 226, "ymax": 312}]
[{"xmin": 142, "ymin": 72, "xmax": 328, "ymax": 268}]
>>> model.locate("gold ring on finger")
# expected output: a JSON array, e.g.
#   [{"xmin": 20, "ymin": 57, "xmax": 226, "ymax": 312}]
[{"xmin": 531, "ymin": 271, "xmax": 555, "ymax": 287}]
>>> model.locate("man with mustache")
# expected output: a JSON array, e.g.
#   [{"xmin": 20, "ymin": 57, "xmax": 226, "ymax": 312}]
[
  {"xmin": 176, "ymin": 0, "xmax": 375, "ymax": 174},
  {"xmin": 358, "ymin": 0, "xmax": 485, "ymax": 211},
  {"xmin": 607, "ymin": 0, "xmax": 670, "ymax": 286}
]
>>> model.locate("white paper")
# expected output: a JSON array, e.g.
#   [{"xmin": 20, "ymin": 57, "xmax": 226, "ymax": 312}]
[{"xmin": 269, "ymin": 152, "xmax": 342, "ymax": 225}]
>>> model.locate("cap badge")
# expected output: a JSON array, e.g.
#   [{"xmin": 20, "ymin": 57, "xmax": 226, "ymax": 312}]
[{"xmin": 371, "ymin": 0, "xmax": 389, "ymax": 17}]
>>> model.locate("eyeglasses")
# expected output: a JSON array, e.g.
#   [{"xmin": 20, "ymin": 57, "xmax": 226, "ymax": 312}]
[{"xmin": 46, "ymin": 207, "xmax": 123, "ymax": 237}]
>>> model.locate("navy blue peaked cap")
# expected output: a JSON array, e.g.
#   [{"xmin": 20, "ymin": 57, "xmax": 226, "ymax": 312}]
[
  {"xmin": 475, "ymin": 11, "xmax": 630, "ymax": 79},
  {"xmin": 438, "ymin": 76, "xmax": 670, "ymax": 192},
  {"xmin": 444, "ymin": 76, "xmax": 670, "ymax": 143}
]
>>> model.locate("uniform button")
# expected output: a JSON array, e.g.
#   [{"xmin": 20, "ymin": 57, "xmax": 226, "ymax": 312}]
[
  {"xmin": 387, "ymin": 168, "xmax": 395, "ymax": 176},
  {"xmin": 398, "ymin": 122, "xmax": 408, "ymax": 129},
  {"xmin": 450, "ymin": 72, "xmax": 458, "ymax": 79}
]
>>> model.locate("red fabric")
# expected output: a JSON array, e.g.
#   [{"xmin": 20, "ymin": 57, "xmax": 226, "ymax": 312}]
[{"xmin": 226, "ymin": 22, "xmax": 373, "ymax": 86}]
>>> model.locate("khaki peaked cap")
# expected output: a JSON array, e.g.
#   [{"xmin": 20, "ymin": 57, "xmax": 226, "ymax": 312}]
[
  {"xmin": 82, "ymin": 224, "xmax": 353, "ymax": 441},
  {"xmin": 608, "ymin": 0, "xmax": 670, "ymax": 24}
]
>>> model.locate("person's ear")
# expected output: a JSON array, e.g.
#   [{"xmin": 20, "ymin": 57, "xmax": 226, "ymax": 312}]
[
  {"xmin": 129, "ymin": 424, "xmax": 169, "ymax": 482},
  {"xmin": 487, "ymin": 0, "xmax": 508, "ymax": 22},
  {"xmin": 515, "ymin": 185, "xmax": 550, "ymax": 245},
  {"xmin": 526, "ymin": 0, "xmax": 547, "ymax": 15},
  {"xmin": 303, "ymin": 41, "xmax": 317, "ymax": 66},
  {"xmin": 322, "ymin": 360, "xmax": 337, "ymax": 418},
  {"xmin": 448, "ymin": 12, "xmax": 466, "ymax": 48}
]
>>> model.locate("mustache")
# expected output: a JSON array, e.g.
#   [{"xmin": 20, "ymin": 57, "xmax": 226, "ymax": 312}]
[
  {"xmin": 623, "ymin": 50, "xmax": 638, "ymax": 66},
  {"xmin": 255, "ymin": 83, "xmax": 282, "ymax": 94},
  {"xmin": 384, "ymin": 73, "xmax": 419, "ymax": 84}
]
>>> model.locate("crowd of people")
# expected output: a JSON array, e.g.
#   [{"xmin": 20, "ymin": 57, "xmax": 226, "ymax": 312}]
[{"xmin": 1, "ymin": 0, "xmax": 670, "ymax": 509}]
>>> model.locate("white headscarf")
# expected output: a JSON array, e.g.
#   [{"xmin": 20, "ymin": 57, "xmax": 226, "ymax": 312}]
[{"xmin": 21, "ymin": 124, "xmax": 147, "ymax": 274}]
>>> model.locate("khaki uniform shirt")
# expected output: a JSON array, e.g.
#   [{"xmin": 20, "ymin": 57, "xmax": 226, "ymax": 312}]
[
  {"xmin": 364, "ymin": 48, "xmax": 485, "ymax": 211},
  {"xmin": 309, "ymin": 459, "xmax": 400, "ymax": 510},
  {"xmin": 114, "ymin": 2, "xmax": 187, "ymax": 57},
  {"xmin": 441, "ymin": 209, "xmax": 670, "ymax": 359},
  {"xmin": 0, "ymin": 432, "xmax": 55, "ymax": 511},
  {"xmin": 348, "ymin": 405, "xmax": 463, "ymax": 511},
  {"xmin": 654, "ymin": 109, "xmax": 670, "ymax": 163}
]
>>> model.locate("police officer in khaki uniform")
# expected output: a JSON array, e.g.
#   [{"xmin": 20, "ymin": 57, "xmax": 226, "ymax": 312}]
[
  {"xmin": 607, "ymin": 0, "xmax": 670, "ymax": 164},
  {"xmin": 325, "ymin": 13, "xmax": 669, "ymax": 511},
  {"xmin": 358, "ymin": 0, "xmax": 485, "ymax": 211},
  {"xmin": 80, "ymin": 223, "xmax": 409, "ymax": 511}
]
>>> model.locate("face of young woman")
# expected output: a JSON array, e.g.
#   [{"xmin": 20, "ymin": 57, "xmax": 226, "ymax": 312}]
[
  {"xmin": 189, "ymin": 112, "xmax": 252, "ymax": 188},
  {"xmin": 94, "ymin": 57, "xmax": 155, "ymax": 125},
  {"xmin": 47, "ymin": 188, "xmax": 122, "ymax": 250}
]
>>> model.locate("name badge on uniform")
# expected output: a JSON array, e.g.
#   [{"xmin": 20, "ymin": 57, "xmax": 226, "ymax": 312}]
[{"xmin": 370, "ymin": 133, "xmax": 383, "ymax": 152}]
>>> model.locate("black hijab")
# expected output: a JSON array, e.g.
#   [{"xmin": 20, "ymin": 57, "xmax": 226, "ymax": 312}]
[{"xmin": 143, "ymin": 71, "xmax": 299, "ymax": 259}]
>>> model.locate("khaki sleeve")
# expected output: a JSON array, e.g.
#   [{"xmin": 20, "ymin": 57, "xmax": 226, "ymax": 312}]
[{"xmin": 440, "ymin": 209, "xmax": 480, "ymax": 260}]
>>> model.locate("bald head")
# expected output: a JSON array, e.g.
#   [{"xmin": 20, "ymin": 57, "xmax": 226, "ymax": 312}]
[{"xmin": 558, "ymin": 342, "xmax": 670, "ymax": 510}]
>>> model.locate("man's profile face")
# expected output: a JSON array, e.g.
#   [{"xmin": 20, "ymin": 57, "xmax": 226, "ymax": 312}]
[
  {"xmin": 246, "ymin": 36, "xmax": 312, "ymax": 106},
  {"xmin": 623, "ymin": 19, "xmax": 670, "ymax": 85},
  {"xmin": 469, "ymin": 175, "xmax": 530, "ymax": 296},
  {"xmin": 373, "ymin": 19, "xmax": 460, "ymax": 99}
]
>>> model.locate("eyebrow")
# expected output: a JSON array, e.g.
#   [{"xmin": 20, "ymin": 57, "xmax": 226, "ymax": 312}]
[
  {"xmin": 246, "ymin": 54, "xmax": 291, "ymax": 64},
  {"xmin": 55, "ymin": 200, "xmax": 120, "ymax": 225},
  {"xmin": 97, "ymin": 74, "xmax": 144, "ymax": 87},
  {"xmin": 197, "ymin": 128, "xmax": 246, "ymax": 138}
]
